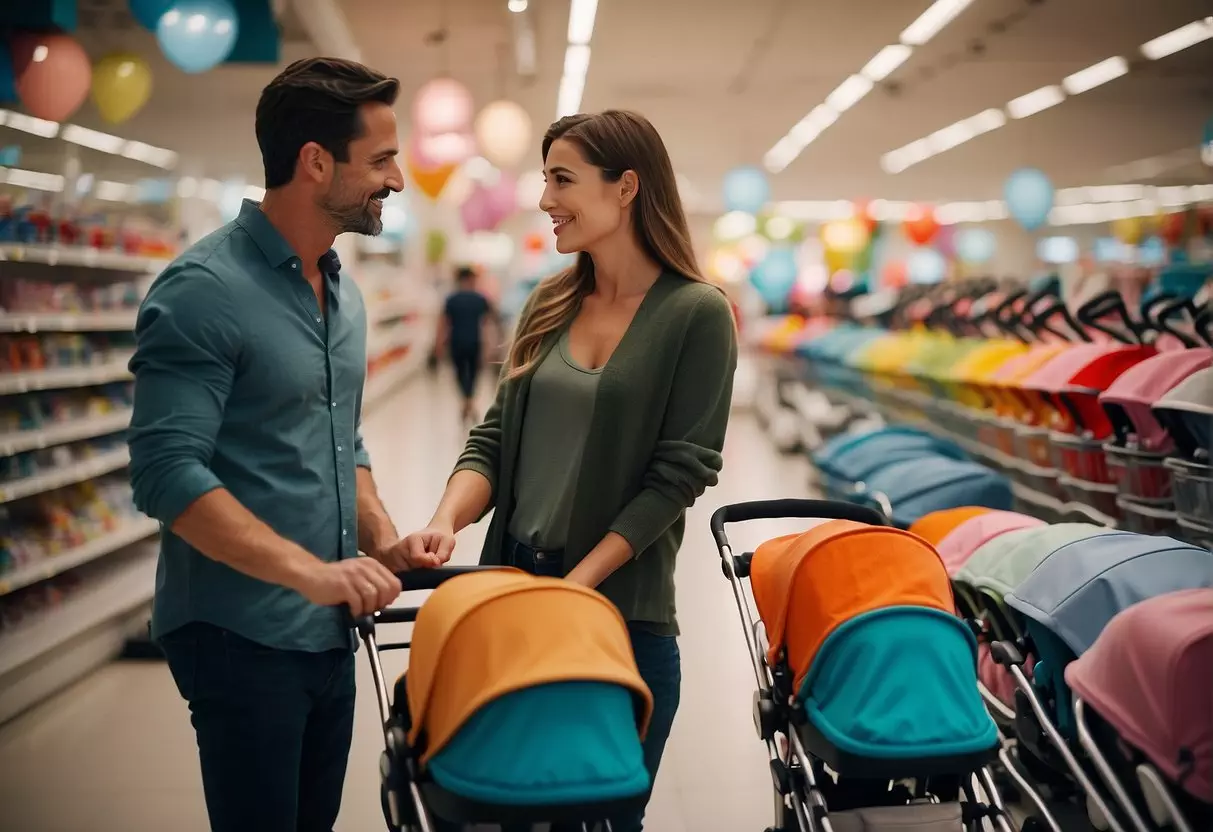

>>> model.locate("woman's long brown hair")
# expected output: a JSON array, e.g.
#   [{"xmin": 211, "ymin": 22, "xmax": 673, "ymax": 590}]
[{"xmin": 505, "ymin": 110, "xmax": 711, "ymax": 379}]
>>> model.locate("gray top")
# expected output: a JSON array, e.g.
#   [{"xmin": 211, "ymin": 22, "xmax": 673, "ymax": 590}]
[{"xmin": 508, "ymin": 328, "xmax": 602, "ymax": 551}]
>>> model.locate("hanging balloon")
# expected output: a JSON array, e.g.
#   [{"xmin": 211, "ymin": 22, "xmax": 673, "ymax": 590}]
[
  {"xmin": 11, "ymin": 33, "xmax": 92, "ymax": 122},
  {"xmin": 902, "ymin": 204, "xmax": 939, "ymax": 246},
  {"xmin": 1111, "ymin": 216, "xmax": 1144, "ymax": 246},
  {"xmin": 424, "ymin": 229, "xmax": 448, "ymax": 265},
  {"xmin": 751, "ymin": 247, "xmax": 799, "ymax": 311},
  {"xmin": 908, "ymin": 248, "xmax": 947, "ymax": 284},
  {"xmin": 0, "ymin": 39, "xmax": 16, "ymax": 104},
  {"xmin": 414, "ymin": 130, "xmax": 475, "ymax": 168},
  {"xmin": 130, "ymin": 0, "xmax": 173, "ymax": 30},
  {"xmin": 1158, "ymin": 211, "xmax": 1188, "ymax": 248},
  {"xmin": 474, "ymin": 100, "xmax": 532, "ymax": 169},
  {"xmin": 823, "ymin": 246, "xmax": 856, "ymax": 275},
  {"xmin": 820, "ymin": 218, "xmax": 869, "ymax": 254},
  {"xmin": 881, "ymin": 260, "xmax": 909, "ymax": 289},
  {"xmin": 157, "ymin": 0, "xmax": 239, "ymax": 74},
  {"xmin": 459, "ymin": 184, "xmax": 506, "ymax": 233},
  {"xmin": 722, "ymin": 166, "xmax": 770, "ymax": 215},
  {"xmin": 852, "ymin": 199, "xmax": 878, "ymax": 234},
  {"xmin": 1004, "ymin": 167, "xmax": 1054, "ymax": 231},
  {"xmin": 406, "ymin": 142, "xmax": 455, "ymax": 200},
  {"xmin": 954, "ymin": 227, "xmax": 996, "ymax": 264},
  {"xmin": 523, "ymin": 231, "xmax": 546, "ymax": 255},
  {"xmin": 90, "ymin": 52, "xmax": 153, "ymax": 124},
  {"xmin": 413, "ymin": 78, "xmax": 474, "ymax": 134}
]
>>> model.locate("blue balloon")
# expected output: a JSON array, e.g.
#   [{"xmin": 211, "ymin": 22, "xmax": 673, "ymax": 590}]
[
  {"xmin": 954, "ymin": 227, "xmax": 996, "ymax": 264},
  {"xmin": 0, "ymin": 40, "xmax": 15, "ymax": 104},
  {"xmin": 722, "ymin": 166, "xmax": 770, "ymax": 215},
  {"xmin": 130, "ymin": 0, "xmax": 174, "ymax": 30},
  {"xmin": 908, "ymin": 248, "xmax": 947, "ymax": 284},
  {"xmin": 157, "ymin": 0, "xmax": 239, "ymax": 74},
  {"xmin": 751, "ymin": 247, "xmax": 798, "ymax": 310},
  {"xmin": 1004, "ymin": 167, "xmax": 1054, "ymax": 231},
  {"xmin": 1202, "ymin": 115, "xmax": 1213, "ymax": 167}
]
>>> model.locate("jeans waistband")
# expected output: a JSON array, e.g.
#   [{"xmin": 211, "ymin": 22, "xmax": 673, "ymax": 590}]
[{"xmin": 502, "ymin": 535, "xmax": 565, "ymax": 577}]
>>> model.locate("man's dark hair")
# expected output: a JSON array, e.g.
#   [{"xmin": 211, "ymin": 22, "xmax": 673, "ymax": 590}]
[
  {"xmin": 255, "ymin": 57, "xmax": 400, "ymax": 189},
  {"xmin": 455, "ymin": 266, "xmax": 477, "ymax": 283}
]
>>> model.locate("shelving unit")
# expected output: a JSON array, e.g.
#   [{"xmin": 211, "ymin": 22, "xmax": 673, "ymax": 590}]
[{"xmin": 0, "ymin": 244, "xmax": 436, "ymax": 724}]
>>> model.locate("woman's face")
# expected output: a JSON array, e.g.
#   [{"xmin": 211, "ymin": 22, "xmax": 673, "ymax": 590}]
[{"xmin": 539, "ymin": 138, "xmax": 633, "ymax": 254}]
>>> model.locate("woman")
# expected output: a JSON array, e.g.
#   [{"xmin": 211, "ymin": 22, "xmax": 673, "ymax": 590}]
[{"xmin": 400, "ymin": 110, "xmax": 738, "ymax": 831}]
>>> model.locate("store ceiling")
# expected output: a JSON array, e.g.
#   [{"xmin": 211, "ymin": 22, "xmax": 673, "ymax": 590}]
[{"xmin": 4, "ymin": 0, "xmax": 1212, "ymax": 214}]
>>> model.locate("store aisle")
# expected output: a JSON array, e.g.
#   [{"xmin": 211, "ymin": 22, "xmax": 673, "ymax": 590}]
[{"xmin": 0, "ymin": 369, "xmax": 817, "ymax": 832}]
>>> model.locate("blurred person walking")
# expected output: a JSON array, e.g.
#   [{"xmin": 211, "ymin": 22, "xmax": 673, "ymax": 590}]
[
  {"xmin": 401, "ymin": 110, "xmax": 739, "ymax": 832},
  {"xmin": 127, "ymin": 57, "xmax": 443, "ymax": 832},
  {"xmin": 435, "ymin": 265, "xmax": 498, "ymax": 422}
]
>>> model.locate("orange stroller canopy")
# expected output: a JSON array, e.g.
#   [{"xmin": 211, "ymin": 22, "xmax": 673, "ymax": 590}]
[
  {"xmin": 909, "ymin": 507, "xmax": 995, "ymax": 547},
  {"xmin": 750, "ymin": 520, "xmax": 956, "ymax": 691},
  {"xmin": 405, "ymin": 570, "xmax": 654, "ymax": 764}
]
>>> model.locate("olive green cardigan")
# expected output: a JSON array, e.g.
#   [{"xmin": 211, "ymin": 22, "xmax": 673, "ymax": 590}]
[{"xmin": 452, "ymin": 272, "xmax": 738, "ymax": 634}]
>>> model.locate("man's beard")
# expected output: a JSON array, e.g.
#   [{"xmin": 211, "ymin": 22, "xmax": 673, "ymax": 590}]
[{"xmin": 320, "ymin": 184, "xmax": 390, "ymax": 236}]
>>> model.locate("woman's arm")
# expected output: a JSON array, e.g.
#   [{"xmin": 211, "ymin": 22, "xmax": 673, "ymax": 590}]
[{"xmin": 567, "ymin": 289, "xmax": 738, "ymax": 587}]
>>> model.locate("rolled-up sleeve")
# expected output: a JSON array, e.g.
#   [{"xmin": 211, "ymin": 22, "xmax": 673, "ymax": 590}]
[
  {"xmin": 609, "ymin": 289, "xmax": 739, "ymax": 556},
  {"xmin": 127, "ymin": 264, "xmax": 240, "ymax": 527}
]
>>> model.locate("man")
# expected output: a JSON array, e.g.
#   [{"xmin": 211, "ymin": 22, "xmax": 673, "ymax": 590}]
[
  {"xmin": 127, "ymin": 57, "xmax": 441, "ymax": 832},
  {"xmin": 436, "ymin": 265, "xmax": 496, "ymax": 421}
]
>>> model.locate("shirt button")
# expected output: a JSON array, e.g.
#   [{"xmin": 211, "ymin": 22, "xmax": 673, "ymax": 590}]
[
  {"xmin": 342, "ymin": 529, "xmax": 348, "ymax": 536},
  {"xmin": 331, "ymin": 401, "xmax": 336, "ymax": 408},
  {"xmin": 315, "ymin": 316, "xmax": 322, "ymax": 323},
  {"xmin": 291, "ymin": 262, "xmax": 298, "ymax": 270},
  {"xmin": 336, "ymin": 445, "xmax": 343, "ymax": 452}
]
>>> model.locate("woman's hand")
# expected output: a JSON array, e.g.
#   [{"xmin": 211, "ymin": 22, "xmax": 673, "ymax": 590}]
[{"xmin": 376, "ymin": 524, "xmax": 457, "ymax": 572}]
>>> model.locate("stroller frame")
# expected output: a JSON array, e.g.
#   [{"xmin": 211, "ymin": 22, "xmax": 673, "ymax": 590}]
[
  {"xmin": 355, "ymin": 565, "xmax": 638, "ymax": 832},
  {"xmin": 710, "ymin": 499, "xmax": 1018, "ymax": 832}
]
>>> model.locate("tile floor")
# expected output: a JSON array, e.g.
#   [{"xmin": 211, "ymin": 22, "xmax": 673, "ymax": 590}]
[{"xmin": 0, "ymin": 369, "xmax": 819, "ymax": 832}]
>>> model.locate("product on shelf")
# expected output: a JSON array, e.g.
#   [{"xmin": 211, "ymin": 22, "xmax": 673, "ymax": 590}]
[
  {"xmin": 0, "ymin": 475, "xmax": 141, "ymax": 575},
  {"xmin": 0, "ymin": 571, "xmax": 84, "ymax": 634},
  {"xmin": 0, "ymin": 276, "xmax": 145, "ymax": 316},
  {"xmin": 0, "ymin": 383, "xmax": 134, "ymax": 436},
  {"xmin": 0, "ymin": 434, "xmax": 127, "ymax": 486},
  {"xmin": 0, "ymin": 193, "xmax": 180, "ymax": 257},
  {"xmin": 0, "ymin": 332, "xmax": 137, "ymax": 374}
]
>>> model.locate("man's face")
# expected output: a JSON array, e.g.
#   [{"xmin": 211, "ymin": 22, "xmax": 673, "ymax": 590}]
[{"xmin": 320, "ymin": 102, "xmax": 403, "ymax": 236}]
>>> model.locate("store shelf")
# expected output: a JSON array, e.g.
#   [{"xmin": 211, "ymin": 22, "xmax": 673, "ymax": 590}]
[
  {"xmin": 0, "ymin": 540, "xmax": 158, "ymax": 678},
  {"xmin": 364, "ymin": 349, "xmax": 425, "ymax": 410},
  {"xmin": 366, "ymin": 321, "xmax": 415, "ymax": 358},
  {"xmin": 0, "ymin": 243, "xmax": 168, "ymax": 273},
  {"xmin": 368, "ymin": 295, "xmax": 415, "ymax": 326},
  {"xmin": 0, "ymin": 356, "xmax": 134, "ymax": 395},
  {"xmin": 0, "ymin": 310, "xmax": 139, "ymax": 333},
  {"xmin": 0, "ymin": 516, "xmax": 159, "ymax": 597},
  {"xmin": 0, "ymin": 446, "xmax": 130, "ymax": 504},
  {"xmin": 0, "ymin": 409, "xmax": 133, "ymax": 456}
]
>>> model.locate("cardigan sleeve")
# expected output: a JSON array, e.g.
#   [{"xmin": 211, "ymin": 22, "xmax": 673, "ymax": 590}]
[{"xmin": 609, "ymin": 289, "xmax": 738, "ymax": 557}]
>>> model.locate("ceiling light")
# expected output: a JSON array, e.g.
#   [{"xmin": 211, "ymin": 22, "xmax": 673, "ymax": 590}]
[
  {"xmin": 1140, "ymin": 17, "xmax": 1213, "ymax": 60},
  {"xmin": 1062, "ymin": 56, "xmax": 1129, "ymax": 95},
  {"xmin": 563, "ymin": 44, "xmax": 591, "ymax": 77},
  {"xmin": 826, "ymin": 75, "xmax": 874, "ymax": 113},
  {"xmin": 861, "ymin": 45, "xmax": 913, "ymax": 82},
  {"xmin": 4, "ymin": 167, "xmax": 64, "ymax": 192},
  {"xmin": 121, "ymin": 140, "xmax": 178, "ymax": 170},
  {"xmin": 900, "ymin": 0, "xmax": 976, "ymax": 46},
  {"xmin": 61, "ymin": 124, "xmax": 127, "ymax": 154},
  {"xmin": 507, "ymin": 0, "xmax": 528, "ymax": 12},
  {"xmin": 0, "ymin": 110, "xmax": 60, "ymax": 138},
  {"xmin": 96, "ymin": 180, "xmax": 133, "ymax": 202},
  {"xmin": 1006, "ymin": 85, "xmax": 1065, "ymax": 119},
  {"xmin": 566, "ymin": 0, "xmax": 598, "ymax": 45},
  {"xmin": 556, "ymin": 74, "xmax": 586, "ymax": 119}
]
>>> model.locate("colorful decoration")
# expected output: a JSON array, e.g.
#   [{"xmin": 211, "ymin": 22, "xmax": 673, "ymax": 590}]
[
  {"xmin": 1202, "ymin": 114, "xmax": 1213, "ymax": 167},
  {"xmin": 459, "ymin": 174, "xmax": 517, "ymax": 233},
  {"xmin": 1157, "ymin": 211, "xmax": 1188, "ymax": 248},
  {"xmin": 821, "ymin": 218, "xmax": 869, "ymax": 254},
  {"xmin": 751, "ymin": 247, "xmax": 799, "ymax": 310},
  {"xmin": 412, "ymin": 77, "xmax": 474, "ymax": 135},
  {"xmin": 1004, "ymin": 167, "xmax": 1054, "ymax": 231},
  {"xmin": 954, "ymin": 227, "xmax": 996, "ymax": 265},
  {"xmin": 90, "ymin": 52, "xmax": 153, "ymax": 124},
  {"xmin": 1111, "ymin": 216, "xmax": 1144, "ymax": 246},
  {"xmin": 908, "ymin": 247, "xmax": 947, "ymax": 284},
  {"xmin": 852, "ymin": 199, "xmax": 878, "ymax": 234},
  {"xmin": 721, "ymin": 166, "xmax": 770, "ymax": 215},
  {"xmin": 405, "ymin": 141, "xmax": 455, "ymax": 201},
  {"xmin": 474, "ymin": 100, "xmax": 532, "ymax": 169},
  {"xmin": 522, "ymin": 231, "xmax": 546, "ymax": 255},
  {"xmin": 902, "ymin": 204, "xmax": 940, "ymax": 246},
  {"xmin": 881, "ymin": 260, "xmax": 909, "ymax": 289},
  {"xmin": 156, "ymin": 0, "xmax": 239, "ymax": 74},
  {"xmin": 424, "ymin": 229, "xmax": 448, "ymax": 265},
  {"xmin": 10, "ymin": 33, "xmax": 92, "ymax": 122}
]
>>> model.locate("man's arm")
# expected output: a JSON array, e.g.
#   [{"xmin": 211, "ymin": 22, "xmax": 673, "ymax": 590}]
[
  {"xmin": 355, "ymin": 465, "xmax": 397, "ymax": 559},
  {"xmin": 127, "ymin": 266, "xmax": 400, "ymax": 612}
]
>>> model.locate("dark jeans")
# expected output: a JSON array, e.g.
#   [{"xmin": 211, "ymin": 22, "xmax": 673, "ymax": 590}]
[
  {"xmin": 501, "ymin": 538, "xmax": 683, "ymax": 832},
  {"xmin": 159, "ymin": 622, "xmax": 356, "ymax": 832},
  {"xmin": 451, "ymin": 348, "xmax": 480, "ymax": 400}
]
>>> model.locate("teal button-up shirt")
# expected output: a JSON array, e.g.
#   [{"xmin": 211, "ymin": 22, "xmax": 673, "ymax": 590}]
[{"xmin": 128, "ymin": 199, "xmax": 370, "ymax": 652}]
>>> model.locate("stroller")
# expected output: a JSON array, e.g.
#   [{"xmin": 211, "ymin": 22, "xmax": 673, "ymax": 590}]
[
  {"xmin": 1153, "ymin": 366, "xmax": 1213, "ymax": 548},
  {"xmin": 710, "ymin": 498, "xmax": 1014, "ymax": 832},
  {"xmin": 1065, "ymin": 587, "xmax": 1212, "ymax": 832},
  {"xmin": 356, "ymin": 566, "xmax": 655, "ymax": 832},
  {"xmin": 850, "ymin": 456, "xmax": 1015, "ymax": 530},
  {"xmin": 992, "ymin": 532, "xmax": 1213, "ymax": 832},
  {"xmin": 932, "ymin": 510, "xmax": 1044, "ymax": 578}
]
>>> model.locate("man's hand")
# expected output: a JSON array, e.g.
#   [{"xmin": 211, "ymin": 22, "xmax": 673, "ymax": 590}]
[
  {"xmin": 376, "ymin": 523, "xmax": 457, "ymax": 572},
  {"xmin": 296, "ymin": 557, "xmax": 402, "ymax": 617}
]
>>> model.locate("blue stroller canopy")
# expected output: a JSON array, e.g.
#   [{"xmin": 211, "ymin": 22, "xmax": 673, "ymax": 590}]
[
  {"xmin": 1004, "ymin": 532, "xmax": 1213, "ymax": 658},
  {"xmin": 812, "ymin": 426, "xmax": 969, "ymax": 487},
  {"xmin": 860, "ymin": 456, "xmax": 1015, "ymax": 528}
]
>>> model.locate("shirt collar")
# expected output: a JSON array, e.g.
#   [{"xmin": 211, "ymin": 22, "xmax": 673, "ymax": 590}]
[{"xmin": 235, "ymin": 198, "xmax": 342, "ymax": 278}]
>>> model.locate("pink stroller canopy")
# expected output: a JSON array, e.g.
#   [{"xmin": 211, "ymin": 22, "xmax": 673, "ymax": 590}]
[
  {"xmin": 1065, "ymin": 588, "xmax": 1213, "ymax": 802},
  {"xmin": 1099, "ymin": 349, "xmax": 1213, "ymax": 451},
  {"xmin": 936, "ymin": 511, "xmax": 1045, "ymax": 576},
  {"xmin": 1021, "ymin": 343, "xmax": 1110, "ymax": 393}
]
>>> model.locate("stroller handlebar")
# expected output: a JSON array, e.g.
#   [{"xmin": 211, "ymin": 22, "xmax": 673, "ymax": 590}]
[
  {"xmin": 709, "ymin": 499, "xmax": 889, "ymax": 549},
  {"xmin": 347, "ymin": 564, "xmax": 502, "ymax": 635}
]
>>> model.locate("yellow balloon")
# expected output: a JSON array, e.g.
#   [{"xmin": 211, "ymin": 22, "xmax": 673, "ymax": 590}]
[
  {"xmin": 1112, "ymin": 216, "xmax": 1144, "ymax": 246},
  {"xmin": 90, "ymin": 52, "xmax": 152, "ymax": 125}
]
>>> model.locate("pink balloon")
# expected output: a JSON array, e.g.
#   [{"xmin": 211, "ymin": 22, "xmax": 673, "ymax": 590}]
[
  {"xmin": 459, "ymin": 185, "xmax": 501, "ymax": 233},
  {"xmin": 11, "ymin": 33, "xmax": 92, "ymax": 122},
  {"xmin": 933, "ymin": 224, "xmax": 957, "ymax": 259},
  {"xmin": 412, "ymin": 129, "xmax": 475, "ymax": 168},
  {"xmin": 484, "ymin": 172, "xmax": 517, "ymax": 220},
  {"xmin": 412, "ymin": 77, "xmax": 473, "ymax": 134}
]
